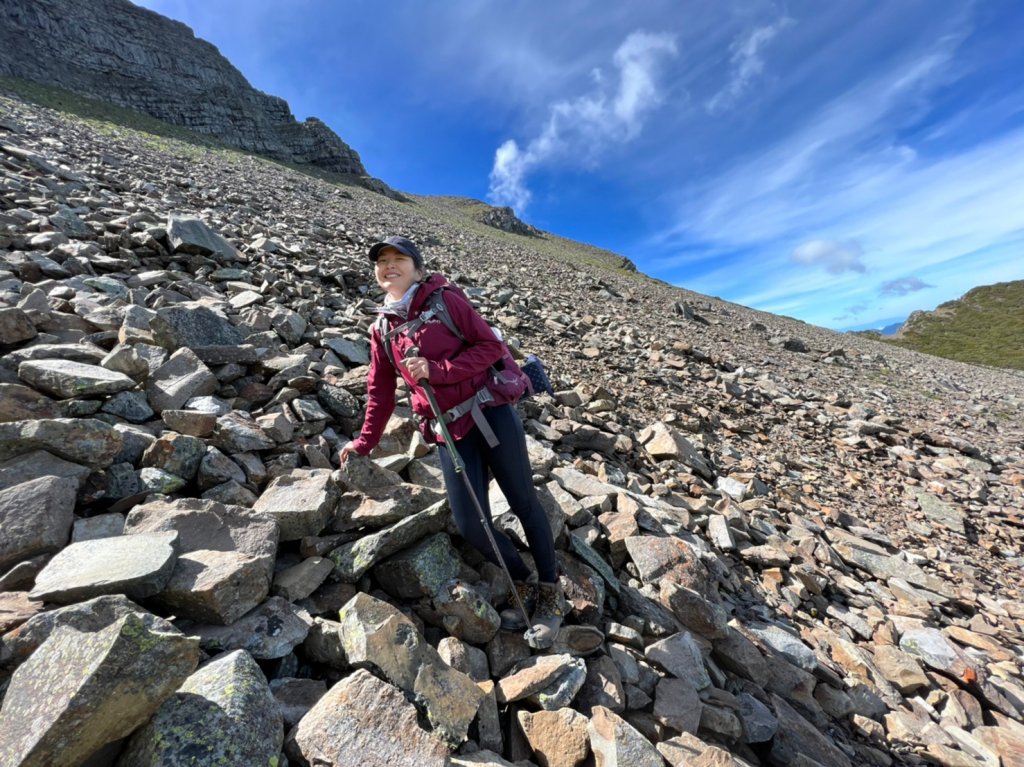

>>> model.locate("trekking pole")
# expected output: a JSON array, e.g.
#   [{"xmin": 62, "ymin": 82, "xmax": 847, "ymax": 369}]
[{"xmin": 405, "ymin": 346, "xmax": 534, "ymax": 634}]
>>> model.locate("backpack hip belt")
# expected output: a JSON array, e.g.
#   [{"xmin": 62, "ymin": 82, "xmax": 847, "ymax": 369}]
[{"xmin": 425, "ymin": 387, "xmax": 500, "ymax": 448}]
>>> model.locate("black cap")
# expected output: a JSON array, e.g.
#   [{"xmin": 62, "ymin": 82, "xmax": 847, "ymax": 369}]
[{"xmin": 368, "ymin": 236, "xmax": 424, "ymax": 270}]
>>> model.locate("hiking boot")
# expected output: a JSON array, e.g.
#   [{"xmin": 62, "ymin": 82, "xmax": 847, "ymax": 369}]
[
  {"xmin": 499, "ymin": 579, "xmax": 538, "ymax": 631},
  {"xmin": 526, "ymin": 581, "xmax": 564, "ymax": 650}
]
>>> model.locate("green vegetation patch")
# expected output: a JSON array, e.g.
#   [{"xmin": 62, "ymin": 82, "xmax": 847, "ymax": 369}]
[{"xmin": 884, "ymin": 280, "xmax": 1024, "ymax": 371}]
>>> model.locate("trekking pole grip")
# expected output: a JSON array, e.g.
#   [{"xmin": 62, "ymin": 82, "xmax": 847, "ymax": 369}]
[{"xmin": 406, "ymin": 346, "xmax": 464, "ymax": 472}]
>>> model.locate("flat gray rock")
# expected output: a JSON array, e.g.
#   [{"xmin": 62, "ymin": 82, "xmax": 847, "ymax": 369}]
[
  {"xmin": 251, "ymin": 468, "xmax": 338, "ymax": 541},
  {"xmin": 146, "ymin": 348, "xmax": 218, "ymax": 413},
  {"xmin": 0, "ymin": 418, "xmax": 123, "ymax": 468},
  {"xmin": 29, "ymin": 531, "xmax": 179, "ymax": 604},
  {"xmin": 18, "ymin": 359, "xmax": 136, "ymax": 399}
]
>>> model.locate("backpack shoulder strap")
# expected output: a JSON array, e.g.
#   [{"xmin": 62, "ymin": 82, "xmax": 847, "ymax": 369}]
[
  {"xmin": 373, "ymin": 314, "xmax": 400, "ymax": 370},
  {"xmin": 426, "ymin": 287, "xmax": 466, "ymax": 342}
]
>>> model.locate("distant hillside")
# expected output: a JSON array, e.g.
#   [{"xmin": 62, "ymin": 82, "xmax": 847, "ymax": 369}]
[{"xmin": 885, "ymin": 280, "xmax": 1024, "ymax": 370}]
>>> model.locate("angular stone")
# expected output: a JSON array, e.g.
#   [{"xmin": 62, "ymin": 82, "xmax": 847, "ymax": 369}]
[
  {"xmin": 72, "ymin": 513, "xmax": 125, "ymax": 542},
  {"xmin": 873, "ymin": 644, "xmax": 930, "ymax": 694},
  {"xmin": 374, "ymin": 532, "xmax": 461, "ymax": 599},
  {"xmin": 769, "ymin": 694, "xmax": 852, "ymax": 767},
  {"xmin": 161, "ymin": 409, "xmax": 218, "ymax": 437},
  {"xmin": 0, "ymin": 591, "xmax": 44, "ymax": 633},
  {"xmin": 654, "ymin": 677, "xmax": 703, "ymax": 734},
  {"xmin": 0, "ymin": 594, "xmax": 145, "ymax": 670},
  {"xmin": 588, "ymin": 705, "xmax": 664, "ymax": 767},
  {"xmin": 552, "ymin": 467, "xmax": 621, "ymax": 498},
  {"xmin": 142, "ymin": 432, "xmax": 207, "ymax": 480},
  {"xmin": 116, "ymin": 649, "xmax": 282, "ymax": 767},
  {"xmin": 146, "ymin": 348, "xmax": 218, "ymax": 413},
  {"xmin": 900, "ymin": 627, "xmax": 978, "ymax": 684},
  {"xmin": 138, "ymin": 466, "xmax": 187, "ymax": 494},
  {"xmin": 0, "ymin": 612, "xmax": 199, "ymax": 767},
  {"xmin": 437, "ymin": 637, "xmax": 490, "ymax": 682},
  {"xmin": 166, "ymin": 214, "xmax": 241, "ymax": 259},
  {"xmin": 252, "ymin": 469, "xmax": 339, "ymax": 541},
  {"xmin": 0, "ymin": 383, "xmax": 61, "ymax": 422},
  {"xmin": 0, "ymin": 306, "xmax": 36, "ymax": 344},
  {"xmin": 434, "ymin": 579, "xmax": 501, "ymax": 644},
  {"xmin": 322, "ymin": 336, "xmax": 370, "ymax": 365},
  {"xmin": 749, "ymin": 623, "xmax": 818, "ymax": 672},
  {"xmin": 517, "ymin": 707, "xmax": 591, "ymax": 767},
  {"xmin": 329, "ymin": 498, "xmax": 450, "ymax": 582},
  {"xmin": 192, "ymin": 597, "xmax": 309, "ymax": 659},
  {"xmin": 29, "ymin": 531, "xmax": 179, "ymax": 604},
  {"xmin": 0, "ymin": 418, "xmax": 123, "ymax": 468},
  {"xmin": 497, "ymin": 653, "xmax": 580, "ymax": 704},
  {"xmin": 338, "ymin": 592, "xmax": 484, "ymax": 746},
  {"xmin": 336, "ymin": 483, "xmax": 446, "ymax": 531},
  {"xmin": 290, "ymin": 668, "xmax": 450, "ymax": 767},
  {"xmin": 273, "ymin": 556, "xmax": 335, "ymax": 601},
  {"xmin": 712, "ymin": 624, "xmax": 770, "ymax": 686},
  {"xmin": 197, "ymin": 445, "xmax": 246, "ymax": 489},
  {"xmin": 646, "ymin": 631, "xmax": 712, "ymax": 690},
  {"xmin": 737, "ymin": 692, "xmax": 778, "ymax": 744},
  {"xmin": 573, "ymin": 653, "xmax": 625, "ymax": 716},
  {"xmin": 270, "ymin": 677, "xmax": 327, "ymax": 728},
  {"xmin": 18, "ymin": 359, "xmax": 135, "ymax": 399},
  {"xmin": 624, "ymin": 535, "xmax": 705, "ymax": 587},
  {"xmin": 0, "ymin": 475, "xmax": 77, "ymax": 571},
  {"xmin": 210, "ymin": 411, "xmax": 275, "ymax": 453},
  {"xmin": 100, "ymin": 389, "xmax": 155, "ymax": 422},
  {"xmin": 336, "ymin": 452, "xmax": 404, "ymax": 492},
  {"xmin": 660, "ymin": 580, "xmax": 728, "ymax": 639},
  {"xmin": 641, "ymin": 422, "xmax": 714, "ymax": 479}
]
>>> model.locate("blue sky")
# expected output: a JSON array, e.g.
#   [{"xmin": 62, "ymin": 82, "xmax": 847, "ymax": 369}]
[{"xmin": 134, "ymin": 0, "xmax": 1024, "ymax": 331}]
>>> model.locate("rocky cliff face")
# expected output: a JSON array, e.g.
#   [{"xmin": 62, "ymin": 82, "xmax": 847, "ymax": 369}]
[{"xmin": 0, "ymin": 0, "xmax": 367, "ymax": 176}]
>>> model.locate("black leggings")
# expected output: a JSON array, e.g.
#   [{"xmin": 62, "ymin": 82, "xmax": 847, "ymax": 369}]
[{"xmin": 437, "ymin": 404, "xmax": 558, "ymax": 583}]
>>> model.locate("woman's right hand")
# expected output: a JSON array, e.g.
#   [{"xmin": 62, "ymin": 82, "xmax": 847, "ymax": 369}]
[{"xmin": 339, "ymin": 444, "xmax": 358, "ymax": 464}]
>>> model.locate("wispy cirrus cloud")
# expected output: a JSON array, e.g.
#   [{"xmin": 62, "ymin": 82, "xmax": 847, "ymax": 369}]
[
  {"xmin": 489, "ymin": 30, "xmax": 677, "ymax": 212},
  {"xmin": 706, "ymin": 17, "xmax": 793, "ymax": 115}
]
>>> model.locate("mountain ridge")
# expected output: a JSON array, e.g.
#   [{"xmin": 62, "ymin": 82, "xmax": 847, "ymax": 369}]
[{"xmin": 0, "ymin": 0, "xmax": 370, "ymax": 179}]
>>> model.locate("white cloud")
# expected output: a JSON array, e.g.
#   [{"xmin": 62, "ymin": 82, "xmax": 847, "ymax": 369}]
[
  {"xmin": 489, "ymin": 30, "xmax": 677, "ymax": 212},
  {"xmin": 706, "ymin": 18, "xmax": 793, "ymax": 115},
  {"xmin": 791, "ymin": 239, "xmax": 866, "ymax": 274},
  {"xmin": 879, "ymin": 276, "xmax": 933, "ymax": 296}
]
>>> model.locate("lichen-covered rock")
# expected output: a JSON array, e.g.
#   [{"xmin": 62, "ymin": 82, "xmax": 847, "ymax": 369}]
[
  {"xmin": 117, "ymin": 649, "xmax": 282, "ymax": 767},
  {"xmin": 338, "ymin": 592, "xmax": 484, "ymax": 747},
  {"xmin": 329, "ymin": 498, "xmax": 450, "ymax": 582},
  {"xmin": 0, "ymin": 418, "xmax": 123, "ymax": 468},
  {"xmin": 0, "ymin": 612, "xmax": 200, "ymax": 767},
  {"xmin": 17, "ymin": 359, "xmax": 136, "ymax": 399},
  {"xmin": 374, "ymin": 533, "xmax": 461, "ymax": 599},
  {"xmin": 290, "ymin": 669, "xmax": 450, "ymax": 767},
  {"xmin": 191, "ymin": 596, "xmax": 309, "ymax": 659}
]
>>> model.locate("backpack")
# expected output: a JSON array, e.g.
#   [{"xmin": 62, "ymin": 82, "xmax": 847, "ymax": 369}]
[{"xmin": 373, "ymin": 286, "xmax": 554, "ymax": 445}]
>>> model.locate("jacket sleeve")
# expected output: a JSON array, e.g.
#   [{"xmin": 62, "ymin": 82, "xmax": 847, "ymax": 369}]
[
  {"xmin": 349, "ymin": 325, "xmax": 398, "ymax": 455},
  {"xmin": 427, "ymin": 290, "xmax": 505, "ymax": 385}
]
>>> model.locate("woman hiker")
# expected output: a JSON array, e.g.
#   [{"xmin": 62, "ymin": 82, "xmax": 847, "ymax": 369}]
[{"xmin": 339, "ymin": 235, "xmax": 563, "ymax": 649}]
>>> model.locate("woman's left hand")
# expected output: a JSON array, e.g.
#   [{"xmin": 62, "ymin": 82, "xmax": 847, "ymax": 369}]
[{"xmin": 402, "ymin": 356, "xmax": 430, "ymax": 381}]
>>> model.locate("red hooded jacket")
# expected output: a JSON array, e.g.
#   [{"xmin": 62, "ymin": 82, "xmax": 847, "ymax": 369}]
[{"xmin": 349, "ymin": 273, "xmax": 505, "ymax": 455}]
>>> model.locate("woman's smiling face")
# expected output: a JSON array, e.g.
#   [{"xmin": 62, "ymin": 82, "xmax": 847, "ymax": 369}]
[{"xmin": 375, "ymin": 247, "xmax": 422, "ymax": 299}]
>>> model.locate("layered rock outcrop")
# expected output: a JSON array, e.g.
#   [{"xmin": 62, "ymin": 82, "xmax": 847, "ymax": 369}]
[{"xmin": 0, "ymin": 0, "xmax": 367, "ymax": 176}]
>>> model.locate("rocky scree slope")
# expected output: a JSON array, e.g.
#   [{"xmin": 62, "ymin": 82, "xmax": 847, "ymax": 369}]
[
  {"xmin": 0, "ymin": 0, "xmax": 368, "ymax": 179},
  {"xmin": 0, "ymin": 94, "xmax": 1023, "ymax": 767}
]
